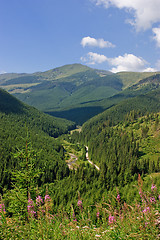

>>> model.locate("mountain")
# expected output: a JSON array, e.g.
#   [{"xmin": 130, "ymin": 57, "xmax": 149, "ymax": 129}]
[
  {"xmin": 0, "ymin": 64, "xmax": 123, "ymax": 123},
  {"xmin": 1, "ymin": 64, "xmax": 159, "ymax": 125}
]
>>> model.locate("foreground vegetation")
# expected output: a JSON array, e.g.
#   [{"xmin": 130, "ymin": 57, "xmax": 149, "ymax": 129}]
[
  {"xmin": 0, "ymin": 110, "xmax": 160, "ymax": 239},
  {"xmin": 0, "ymin": 174, "xmax": 160, "ymax": 239}
]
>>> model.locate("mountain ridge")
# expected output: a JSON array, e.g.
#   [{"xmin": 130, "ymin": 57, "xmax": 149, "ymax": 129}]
[{"xmin": 1, "ymin": 63, "xmax": 160, "ymax": 124}]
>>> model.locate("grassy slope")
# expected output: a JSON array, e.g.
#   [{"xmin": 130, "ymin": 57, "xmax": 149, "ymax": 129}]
[
  {"xmin": 12, "ymin": 68, "xmax": 121, "ymax": 111},
  {"xmin": 116, "ymin": 71, "xmax": 160, "ymax": 89},
  {"xmin": 0, "ymin": 64, "xmax": 121, "ymax": 109}
]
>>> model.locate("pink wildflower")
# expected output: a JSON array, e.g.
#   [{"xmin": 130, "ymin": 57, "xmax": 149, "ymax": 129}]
[
  {"xmin": 28, "ymin": 198, "xmax": 34, "ymax": 205},
  {"xmin": 77, "ymin": 200, "xmax": 82, "ymax": 207},
  {"xmin": 151, "ymin": 184, "xmax": 157, "ymax": 191},
  {"xmin": 0, "ymin": 203, "xmax": 5, "ymax": 213},
  {"xmin": 45, "ymin": 194, "xmax": 51, "ymax": 202},
  {"xmin": 158, "ymin": 195, "xmax": 160, "ymax": 201},
  {"xmin": 97, "ymin": 212, "xmax": 100, "ymax": 218},
  {"xmin": 139, "ymin": 188, "xmax": 143, "ymax": 198},
  {"xmin": 108, "ymin": 215, "xmax": 116, "ymax": 224},
  {"xmin": 143, "ymin": 207, "xmax": 150, "ymax": 213},
  {"xmin": 117, "ymin": 194, "xmax": 120, "ymax": 202},
  {"xmin": 36, "ymin": 195, "xmax": 43, "ymax": 206},
  {"xmin": 77, "ymin": 200, "xmax": 83, "ymax": 211},
  {"xmin": 150, "ymin": 197, "xmax": 156, "ymax": 203},
  {"xmin": 27, "ymin": 197, "xmax": 36, "ymax": 217}
]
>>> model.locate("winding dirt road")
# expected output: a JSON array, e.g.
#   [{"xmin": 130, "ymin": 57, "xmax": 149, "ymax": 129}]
[
  {"xmin": 66, "ymin": 146, "xmax": 100, "ymax": 171},
  {"xmin": 85, "ymin": 146, "xmax": 100, "ymax": 171}
]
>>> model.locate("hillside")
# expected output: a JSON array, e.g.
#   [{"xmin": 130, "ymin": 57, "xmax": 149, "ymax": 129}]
[
  {"xmin": 82, "ymin": 88, "xmax": 160, "ymax": 133},
  {"xmin": 49, "ymin": 73, "xmax": 160, "ymax": 124},
  {"xmin": 57, "ymin": 111, "xmax": 160, "ymax": 202},
  {"xmin": 0, "ymin": 89, "xmax": 75, "ymax": 192}
]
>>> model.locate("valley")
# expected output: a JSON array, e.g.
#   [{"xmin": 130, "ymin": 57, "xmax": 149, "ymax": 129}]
[{"xmin": 0, "ymin": 64, "xmax": 160, "ymax": 239}]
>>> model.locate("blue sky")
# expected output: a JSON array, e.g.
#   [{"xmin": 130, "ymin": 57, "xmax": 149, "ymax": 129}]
[{"xmin": 0, "ymin": 0, "xmax": 160, "ymax": 73}]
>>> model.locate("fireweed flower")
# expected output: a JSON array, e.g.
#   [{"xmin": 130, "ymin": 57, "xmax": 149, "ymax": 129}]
[
  {"xmin": 28, "ymin": 198, "xmax": 34, "ymax": 206},
  {"xmin": 139, "ymin": 188, "xmax": 143, "ymax": 198},
  {"xmin": 150, "ymin": 197, "xmax": 156, "ymax": 203},
  {"xmin": 0, "ymin": 203, "xmax": 5, "ymax": 213},
  {"xmin": 77, "ymin": 200, "xmax": 82, "ymax": 207},
  {"xmin": 36, "ymin": 196, "xmax": 43, "ymax": 206},
  {"xmin": 151, "ymin": 184, "xmax": 157, "ymax": 191},
  {"xmin": 117, "ymin": 194, "xmax": 120, "ymax": 202},
  {"xmin": 45, "ymin": 195, "xmax": 51, "ymax": 202},
  {"xmin": 27, "ymin": 198, "xmax": 36, "ymax": 217},
  {"xmin": 108, "ymin": 215, "xmax": 116, "ymax": 224},
  {"xmin": 97, "ymin": 212, "xmax": 100, "ymax": 218},
  {"xmin": 143, "ymin": 207, "xmax": 150, "ymax": 213}
]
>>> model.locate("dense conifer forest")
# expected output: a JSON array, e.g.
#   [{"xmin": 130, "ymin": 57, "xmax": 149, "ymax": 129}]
[{"xmin": 0, "ymin": 89, "xmax": 75, "ymax": 193}]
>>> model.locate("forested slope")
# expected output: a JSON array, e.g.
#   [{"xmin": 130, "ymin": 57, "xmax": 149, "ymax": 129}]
[
  {"xmin": 0, "ymin": 89, "xmax": 75, "ymax": 192},
  {"xmin": 82, "ymin": 88, "xmax": 160, "ymax": 130},
  {"xmin": 46, "ymin": 111, "xmax": 160, "ymax": 212}
]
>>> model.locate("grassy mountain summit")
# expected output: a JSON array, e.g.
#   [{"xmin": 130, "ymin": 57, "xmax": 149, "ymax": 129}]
[
  {"xmin": 1, "ymin": 64, "xmax": 160, "ymax": 125},
  {"xmin": 0, "ymin": 64, "xmax": 122, "ymax": 124}
]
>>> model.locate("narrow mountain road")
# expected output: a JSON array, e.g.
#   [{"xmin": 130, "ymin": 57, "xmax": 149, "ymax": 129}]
[{"xmin": 85, "ymin": 146, "xmax": 100, "ymax": 171}]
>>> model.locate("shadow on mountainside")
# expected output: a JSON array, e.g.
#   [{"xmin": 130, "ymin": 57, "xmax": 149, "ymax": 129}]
[
  {"xmin": 0, "ymin": 89, "xmax": 25, "ymax": 114},
  {"xmin": 45, "ymin": 106, "xmax": 104, "ymax": 125}
]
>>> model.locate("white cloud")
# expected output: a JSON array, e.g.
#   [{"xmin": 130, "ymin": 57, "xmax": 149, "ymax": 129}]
[
  {"xmin": 81, "ymin": 52, "xmax": 155, "ymax": 72},
  {"xmin": 0, "ymin": 70, "xmax": 7, "ymax": 74},
  {"xmin": 81, "ymin": 52, "xmax": 108, "ymax": 64},
  {"xmin": 107, "ymin": 53, "xmax": 154, "ymax": 72},
  {"xmin": 81, "ymin": 36, "xmax": 115, "ymax": 48},
  {"xmin": 143, "ymin": 67, "xmax": 157, "ymax": 72},
  {"xmin": 153, "ymin": 27, "xmax": 160, "ymax": 47},
  {"xmin": 92, "ymin": 0, "xmax": 160, "ymax": 31}
]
